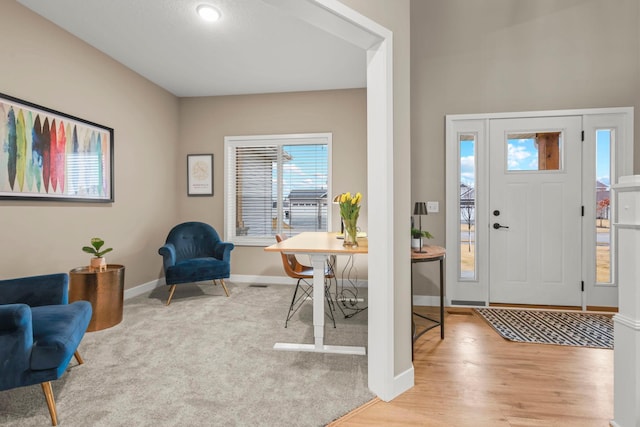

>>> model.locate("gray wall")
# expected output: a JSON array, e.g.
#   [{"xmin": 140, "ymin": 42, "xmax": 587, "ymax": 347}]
[{"xmin": 411, "ymin": 0, "xmax": 640, "ymax": 295}]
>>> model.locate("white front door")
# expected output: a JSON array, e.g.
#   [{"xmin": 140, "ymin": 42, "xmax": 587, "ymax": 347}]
[{"xmin": 489, "ymin": 116, "xmax": 582, "ymax": 306}]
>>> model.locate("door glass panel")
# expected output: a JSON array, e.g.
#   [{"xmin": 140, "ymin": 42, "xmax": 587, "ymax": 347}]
[
  {"xmin": 459, "ymin": 133, "xmax": 476, "ymax": 280},
  {"xmin": 507, "ymin": 132, "xmax": 562, "ymax": 171},
  {"xmin": 596, "ymin": 129, "xmax": 612, "ymax": 284}
]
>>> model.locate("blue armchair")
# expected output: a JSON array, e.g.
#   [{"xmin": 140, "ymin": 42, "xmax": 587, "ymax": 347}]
[
  {"xmin": 158, "ymin": 222, "xmax": 234, "ymax": 305},
  {"xmin": 0, "ymin": 273, "xmax": 92, "ymax": 426}
]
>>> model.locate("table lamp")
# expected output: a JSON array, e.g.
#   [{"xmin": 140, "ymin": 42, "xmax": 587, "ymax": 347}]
[{"xmin": 413, "ymin": 201, "xmax": 428, "ymax": 253}]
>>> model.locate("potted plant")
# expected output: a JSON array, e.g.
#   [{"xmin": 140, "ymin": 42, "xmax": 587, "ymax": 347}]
[
  {"xmin": 411, "ymin": 228, "xmax": 433, "ymax": 250},
  {"xmin": 82, "ymin": 237, "xmax": 113, "ymax": 272}
]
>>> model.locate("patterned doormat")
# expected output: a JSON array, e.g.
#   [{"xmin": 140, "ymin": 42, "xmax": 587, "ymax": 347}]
[{"xmin": 474, "ymin": 308, "xmax": 614, "ymax": 349}]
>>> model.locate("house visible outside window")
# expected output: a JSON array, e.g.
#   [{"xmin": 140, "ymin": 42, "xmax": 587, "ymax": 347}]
[
  {"xmin": 224, "ymin": 133, "xmax": 331, "ymax": 246},
  {"xmin": 459, "ymin": 133, "xmax": 477, "ymax": 280}
]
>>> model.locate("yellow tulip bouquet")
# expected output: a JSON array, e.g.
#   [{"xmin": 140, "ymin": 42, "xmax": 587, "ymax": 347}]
[{"xmin": 338, "ymin": 191, "xmax": 362, "ymax": 247}]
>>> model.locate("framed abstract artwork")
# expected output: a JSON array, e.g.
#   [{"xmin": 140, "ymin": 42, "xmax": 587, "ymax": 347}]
[
  {"xmin": 187, "ymin": 154, "xmax": 213, "ymax": 196},
  {"xmin": 0, "ymin": 92, "xmax": 114, "ymax": 202}
]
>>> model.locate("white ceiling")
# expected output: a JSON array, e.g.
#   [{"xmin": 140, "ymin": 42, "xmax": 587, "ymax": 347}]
[{"xmin": 16, "ymin": 0, "xmax": 366, "ymax": 97}]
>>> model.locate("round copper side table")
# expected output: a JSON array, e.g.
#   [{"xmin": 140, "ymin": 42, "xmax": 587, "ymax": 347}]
[{"xmin": 69, "ymin": 264, "xmax": 125, "ymax": 332}]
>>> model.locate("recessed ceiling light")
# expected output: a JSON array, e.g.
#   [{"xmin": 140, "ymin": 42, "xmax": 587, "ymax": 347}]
[{"xmin": 196, "ymin": 4, "xmax": 221, "ymax": 22}]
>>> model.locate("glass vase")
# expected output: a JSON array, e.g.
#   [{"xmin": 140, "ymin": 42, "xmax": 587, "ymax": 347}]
[{"xmin": 342, "ymin": 217, "xmax": 358, "ymax": 247}]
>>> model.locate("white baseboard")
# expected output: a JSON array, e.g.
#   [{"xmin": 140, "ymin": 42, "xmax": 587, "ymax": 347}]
[
  {"xmin": 123, "ymin": 275, "xmax": 298, "ymax": 301},
  {"xmin": 230, "ymin": 274, "xmax": 368, "ymax": 288},
  {"xmin": 124, "ymin": 278, "xmax": 165, "ymax": 300},
  {"xmin": 123, "ymin": 275, "xmax": 369, "ymax": 300},
  {"xmin": 392, "ymin": 365, "xmax": 415, "ymax": 400}
]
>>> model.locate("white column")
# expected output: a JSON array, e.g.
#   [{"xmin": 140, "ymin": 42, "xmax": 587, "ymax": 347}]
[{"xmin": 611, "ymin": 175, "xmax": 640, "ymax": 427}]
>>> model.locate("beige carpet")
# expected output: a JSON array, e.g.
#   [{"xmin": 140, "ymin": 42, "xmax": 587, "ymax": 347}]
[{"xmin": 0, "ymin": 282, "xmax": 372, "ymax": 426}]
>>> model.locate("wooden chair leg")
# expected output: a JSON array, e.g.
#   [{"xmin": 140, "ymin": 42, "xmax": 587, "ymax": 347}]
[
  {"xmin": 41, "ymin": 382, "xmax": 58, "ymax": 426},
  {"xmin": 219, "ymin": 278, "xmax": 230, "ymax": 297},
  {"xmin": 166, "ymin": 285, "xmax": 177, "ymax": 306},
  {"xmin": 74, "ymin": 350, "xmax": 84, "ymax": 365}
]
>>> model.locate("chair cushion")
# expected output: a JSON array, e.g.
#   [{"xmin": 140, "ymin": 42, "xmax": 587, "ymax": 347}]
[
  {"xmin": 166, "ymin": 257, "xmax": 230, "ymax": 285},
  {"xmin": 30, "ymin": 301, "xmax": 92, "ymax": 371}
]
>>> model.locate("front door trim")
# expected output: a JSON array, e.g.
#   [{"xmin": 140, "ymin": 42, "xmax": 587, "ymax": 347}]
[{"xmin": 445, "ymin": 107, "xmax": 634, "ymax": 309}]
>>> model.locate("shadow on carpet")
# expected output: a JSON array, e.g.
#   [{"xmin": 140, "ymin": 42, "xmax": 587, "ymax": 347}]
[{"xmin": 475, "ymin": 307, "xmax": 613, "ymax": 349}]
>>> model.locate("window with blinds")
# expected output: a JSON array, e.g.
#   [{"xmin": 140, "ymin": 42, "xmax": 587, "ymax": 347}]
[{"xmin": 224, "ymin": 133, "xmax": 332, "ymax": 246}]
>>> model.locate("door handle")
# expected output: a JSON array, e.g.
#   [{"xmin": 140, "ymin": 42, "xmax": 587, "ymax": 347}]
[{"xmin": 493, "ymin": 223, "xmax": 509, "ymax": 230}]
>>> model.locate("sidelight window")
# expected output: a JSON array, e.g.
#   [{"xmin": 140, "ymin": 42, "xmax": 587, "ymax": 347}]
[
  {"xmin": 459, "ymin": 133, "xmax": 476, "ymax": 280},
  {"xmin": 595, "ymin": 129, "xmax": 612, "ymax": 284}
]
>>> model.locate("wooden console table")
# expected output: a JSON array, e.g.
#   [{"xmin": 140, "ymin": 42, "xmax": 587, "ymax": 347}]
[
  {"xmin": 411, "ymin": 245, "xmax": 445, "ymax": 358},
  {"xmin": 69, "ymin": 264, "xmax": 125, "ymax": 332}
]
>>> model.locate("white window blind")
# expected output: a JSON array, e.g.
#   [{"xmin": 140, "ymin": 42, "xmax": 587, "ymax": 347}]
[{"xmin": 224, "ymin": 133, "xmax": 332, "ymax": 246}]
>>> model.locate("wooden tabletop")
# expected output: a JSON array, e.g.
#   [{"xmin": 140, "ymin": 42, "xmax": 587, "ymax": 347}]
[
  {"xmin": 411, "ymin": 245, "xmax": 446, "ymax": 261},
  {"xmin": 264, "ymin": 232, "xmax": 368, "ymax": 255}
]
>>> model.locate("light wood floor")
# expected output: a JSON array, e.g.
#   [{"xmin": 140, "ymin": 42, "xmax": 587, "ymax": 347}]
[{"xmin": 330, "ymin": 308, "xmax": 613, "ymax": 427}]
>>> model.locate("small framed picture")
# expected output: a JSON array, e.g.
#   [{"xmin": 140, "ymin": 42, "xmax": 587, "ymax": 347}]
[{"xmin": 187, "ymin": 154, "xmax": 213, "ymax": 196}]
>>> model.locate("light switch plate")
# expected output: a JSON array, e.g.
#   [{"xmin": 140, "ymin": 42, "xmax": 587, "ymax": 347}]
[{"xmin": 427, "ymin": 201, "xmax": 439, "ymax": 213}]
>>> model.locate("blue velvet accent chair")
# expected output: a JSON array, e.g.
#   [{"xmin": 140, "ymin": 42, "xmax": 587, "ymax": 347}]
[
  {"xmin": 158, "ymin": 222, "xmax": 234, "ymax": 305},
  {"xmin": 0, "ymin": 273, "xmax": 92, "ymax": 426}
]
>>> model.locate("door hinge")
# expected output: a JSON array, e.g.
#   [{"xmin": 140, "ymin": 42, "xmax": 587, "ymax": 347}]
[
  {"xmin": 581, "ymin": 281, "xmax": 584, "ymax": 292},
  {"xmin": 581, "ymin": 206, "xmax": 584, "ymax": 216},
  {"xmin": 581, "ymin": 130, "xmax": 585, "ymax": 141}
]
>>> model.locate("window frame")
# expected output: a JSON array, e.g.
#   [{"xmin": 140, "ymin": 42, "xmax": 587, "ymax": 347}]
[{"xmin": 224, "ymin": 132, "xmax": 332, "ymax": 246}]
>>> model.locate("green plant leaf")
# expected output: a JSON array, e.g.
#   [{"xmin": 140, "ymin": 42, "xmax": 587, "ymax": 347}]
[
  {"xmin": 411, "ymin": 228, "xmax": 433, "ymax": 239},
  {"xmin": 91, "ymin": 238, "xmax": 105, "ymax": 251},
  {"xmin": 82, "ymin": 246, "xmax": 97, "ymax": 255},
  {"xmin": 83, "ymin": 238, "xmax": 112, "ymax": 257},
  {"xmin": 97, "ymin": 247, "xmax": 113, "ymax": 257}
]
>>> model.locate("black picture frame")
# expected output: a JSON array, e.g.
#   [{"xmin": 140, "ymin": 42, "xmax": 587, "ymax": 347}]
[{"xmin": 0, "ymin": 92, "xmax": 114, "ymax": 202}]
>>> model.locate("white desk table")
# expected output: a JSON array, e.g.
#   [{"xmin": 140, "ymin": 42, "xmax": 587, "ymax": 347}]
[{"xmin": 264, "ymin": 232, "xmax": 367, "ymax": 355}]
